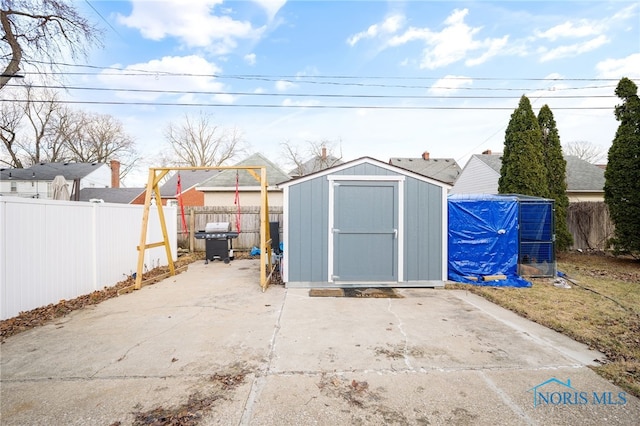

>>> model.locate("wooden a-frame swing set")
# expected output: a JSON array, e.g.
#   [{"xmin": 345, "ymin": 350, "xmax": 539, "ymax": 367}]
[{"xmin": 130, "ymin": 165, "xmax": 274, "ymax": 293}]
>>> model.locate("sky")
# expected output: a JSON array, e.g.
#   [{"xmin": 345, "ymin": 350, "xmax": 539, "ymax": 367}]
[{"xmin": 32, "ymin": 1, "xmax": 640, "ymax": 186}]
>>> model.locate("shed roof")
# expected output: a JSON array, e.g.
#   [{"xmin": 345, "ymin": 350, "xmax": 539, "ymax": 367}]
[{"xmin": 279, "ymin": 156, "xmax": 453, "ymax": 189}]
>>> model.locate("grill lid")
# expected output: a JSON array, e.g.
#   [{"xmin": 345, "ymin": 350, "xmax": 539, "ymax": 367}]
[{"xmin": 205, "ymin": 222, "xmax": 230, "ymax": 233}]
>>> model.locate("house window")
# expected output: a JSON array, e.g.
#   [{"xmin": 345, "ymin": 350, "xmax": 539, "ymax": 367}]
[
  {"xmin": 10, "ymin": 181, "xmax": 17, "ymax": 192},
  {"xmin": 167, "ymin": 199, "xmax": 178, "ymax": 207}
]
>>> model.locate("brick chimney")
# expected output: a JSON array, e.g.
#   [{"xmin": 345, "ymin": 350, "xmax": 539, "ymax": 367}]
[
  {"xmin": 482, "ymin": 149, "xmax": 492, "ymax": 155},
  {"xmin": 422, "ymin": 151, "xmax": 430, "ymax": 160},
  {"xmin": 110, "ymin": 159, "xmax": 120, "ymax": 188},
  {"xmin": 321, "ymin": 146, "xmax": 327, "ymax": 160}
]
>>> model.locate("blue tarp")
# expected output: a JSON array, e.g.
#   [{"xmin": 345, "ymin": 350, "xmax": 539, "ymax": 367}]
[{"xmin": 448, "ymin": 194, "xmax": 532, "ymax": 288}]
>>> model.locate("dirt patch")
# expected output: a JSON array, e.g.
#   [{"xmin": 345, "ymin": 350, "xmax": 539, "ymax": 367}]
[
  {"xmin": 317, "ymin": 374, "xmax": 380, "ymax": 408},
  {"xmin": 112, "ymin": 361, "xmax": 254, "ymax": 426},
  {"xmin": 209, "ymin": 361, "xmax": 252, "ymax": 391},
  {"xmin": 130, "ymin": 392, "xmax": 222, "ymax": 426},
  {"xmin": 317, "ymin": 374, "xmax": 410, "ymax": 423}
]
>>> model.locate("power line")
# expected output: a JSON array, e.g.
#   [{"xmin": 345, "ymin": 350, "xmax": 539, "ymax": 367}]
[
  {"xmin": 19, "ymin": 62, "xmax": 621, "ymax": 91},
  {"xmin": 0, "ymin": 99, "xmax": 614, "ymax": 110},
  {"xmin": 84, "ymin": 0, "xmax": 125, "ymax": 41},
  {"xmin": 8, "ymin": 83, "xmax": 618, "ymax": 100},
  {"xmin": 18, "ymin": 72, "xmax": 616, "ymax": 91},
  {"xmin": 23, "ymin": 61, "xmax": 625, "ymax": 81}
]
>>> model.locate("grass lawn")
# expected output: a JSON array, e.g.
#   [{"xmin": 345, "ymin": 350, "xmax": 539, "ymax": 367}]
[{"xmin": 447, "ymin": 251, "xmax": 640, "ymax": 398}]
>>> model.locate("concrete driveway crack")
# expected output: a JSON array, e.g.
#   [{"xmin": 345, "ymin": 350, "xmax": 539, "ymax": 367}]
[
  {"xmin": 387, "ymin": 299, "xmax": 412, "ymax": 370},
  {"xmin": 239, "ymin": 288, "xmax": 288, "ymax": 425}
]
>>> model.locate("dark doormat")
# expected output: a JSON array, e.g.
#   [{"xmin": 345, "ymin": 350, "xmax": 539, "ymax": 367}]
[{"xmin": 309, "ymin": 288, "xmax": 403, "ymax": 298}]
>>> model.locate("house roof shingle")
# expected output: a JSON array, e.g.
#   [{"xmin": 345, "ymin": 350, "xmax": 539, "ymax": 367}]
[
  {"xmin": 160, "ymin": 169, "xmax": 221, "ymax": 197},
  {"xmin": 289, "ymin": 155, "xmax": 344, "ymax": 177},
  {"xmin": 389, "ymin": 157, "xmax": 461, "ymax": 184},
  {"xmin": 0, "ymin": 162, "xmax": 108, "ymax": 181},
  {"xmin": 473, "ymin": 153, "xmax": 605, "ymax": 191},
  {"xmin": 198, "ymin": 153, "xmax": 290, "ymax": 188},
  {"xmin": 78, "ymin": 187, "xmax": 145, "ymax": 204}
]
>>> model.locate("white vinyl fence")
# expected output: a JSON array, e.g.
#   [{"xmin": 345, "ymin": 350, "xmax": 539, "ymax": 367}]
[{"xmin": 0, "ymin": 197, "xmax": 176, "ymax": 320}]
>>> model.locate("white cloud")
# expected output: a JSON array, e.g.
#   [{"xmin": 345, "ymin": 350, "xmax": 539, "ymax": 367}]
[
  {"xmin": 539, "ymin": 35, "xmax": 609, "ymax": 62},
  {"xmin": 596, "ymin": 53, "xmax": 640, "ymax": 79},
  {"xmin": 281, "ymin": 98, "xmax": 320, "ymax": 107},
  {"xmin": 244, "ymin": 53, "xmax": 257, "ymax": 66},
  {"xmin": 214, "ymin": 93, "xmax": 236, "ymax": 104},
  {"xmin": 382, "ymin": 9, "xmax": 508, "ymax": 70},
  {"xmin": 117, "ymin": 0, "xmax": 263, "ymax": 54},
  {"xmin": 418, "ymin": 9, "xmax": 482, "ymax": 69},
  {"xmin": 97, "ymin": 55, "xmax": 226, "ymax": 102},
  {"xmin": 252, "ymin": 0, "xmax": 287, "ymax": 21},
  {"xmin": 347, "ymin": 14, "xmax": 405, "ymax": 46},
  {"xmin": 531, "ymin": 4, "xmax": 637, "ymax": 62},
  {"xmin": 535, "ymin": 20, "xmax": 604, "ymax": 41},
  {"xmin": 275, "ymin": 80, "xmax": 297, "ymax": 91},
  {"xmin": 429, "ymin": 76, "xmax": 473, "ymax": 96},
  {"xmin": 465, "ymin": 35, "xmax": 509, "ymax": 66}
]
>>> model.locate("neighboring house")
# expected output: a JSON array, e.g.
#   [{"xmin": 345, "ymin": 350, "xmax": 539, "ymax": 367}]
[
  {"xmin": 450, "ymin": 151, "xmax": 605, "ymax": 201},
  {"xmin": 130, "ymin": 169, "xmax": 218, "ymax": 206},
  {"xmin": 288, "ymin": 147, "xmax": 344, "ymax": 178},
  {"xmin": 197, "ymin": 153, "xmax": 290, "ymax": 207},
  {"xmin": 279, "ymin": 157, "xmax": 451, "ymax": 288},
  {"xmin": 79, "ymin": 187, "xmax": 145, "ymax": 204},
  {"xmin": 389, "ymin": 151, "xmax": 461, "ymax": 185},
  {"xmin": 0, "ymin": 161, "xmax": 118, "ymax": 200}
]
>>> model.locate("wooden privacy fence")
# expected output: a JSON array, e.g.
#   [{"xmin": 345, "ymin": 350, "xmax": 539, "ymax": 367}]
[
  {"xmin": 178, "ymin": 202, "xmax": 613, "ymax": 252},
  {"xmin": 178, "ymin": 206, "xmax": 284, "ymax": 251},
  {"xmin": 566, "ymin": 202, "xmax": 614, "ymax": 250}
]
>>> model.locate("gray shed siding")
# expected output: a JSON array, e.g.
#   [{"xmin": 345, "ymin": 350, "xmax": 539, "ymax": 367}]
[
  {"xmin": 285, "ymin": 161, "xmax": 444, "ymax": 284},
  {"xmin": 404, "ymin": 176, "xmax": 443, "ymax": 280},
  {"xmin": 287, "ymin": 176, "xmax": 329, "ymax": 283}
]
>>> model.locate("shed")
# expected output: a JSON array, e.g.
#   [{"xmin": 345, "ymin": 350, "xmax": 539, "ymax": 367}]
[
  {"xmin": 448, "ymin": 194, "xmax": 556, "ymax": 288},
  {"xmin": 279, "ymin": 157, "xmax": 451, "ymax": 288}
]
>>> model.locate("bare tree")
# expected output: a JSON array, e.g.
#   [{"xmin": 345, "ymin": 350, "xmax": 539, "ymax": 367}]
[
  {"xmin": 19, "ymin": 84, "xmax": 68, "ymax": 164},
  {"xmin": 563, "ymin": 140, "xmax": 606, "ymax": 164},
  {"xmin": 0, "ymin": 84, "xmax": 138, "ymax": 182},
  {"xmin": 0, "ymin": 87, "xmax": 24, "ymax": 167},
  {"xmin": 61, "ymin": 111, "xmax": 139, "ymax": 180},
  {"xmin": 163, "ymin": 112, "xmax": 245, "ymax": 167},
  {"xmin": 2, "ymin": 85, "xmax": 84, "ymax": 166},
  {"xmin": 1, "ymin": 0, "xmax": 101, "ymax": 89},
  {"xmin": 281, "ymin": 139, "xmax": 343, "ymax": 177}
]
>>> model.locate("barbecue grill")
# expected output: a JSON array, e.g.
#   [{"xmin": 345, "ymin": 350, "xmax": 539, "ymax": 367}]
[{"xmin": 194, "ymin": 222, "xmax": 239, "ymax": 264}]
